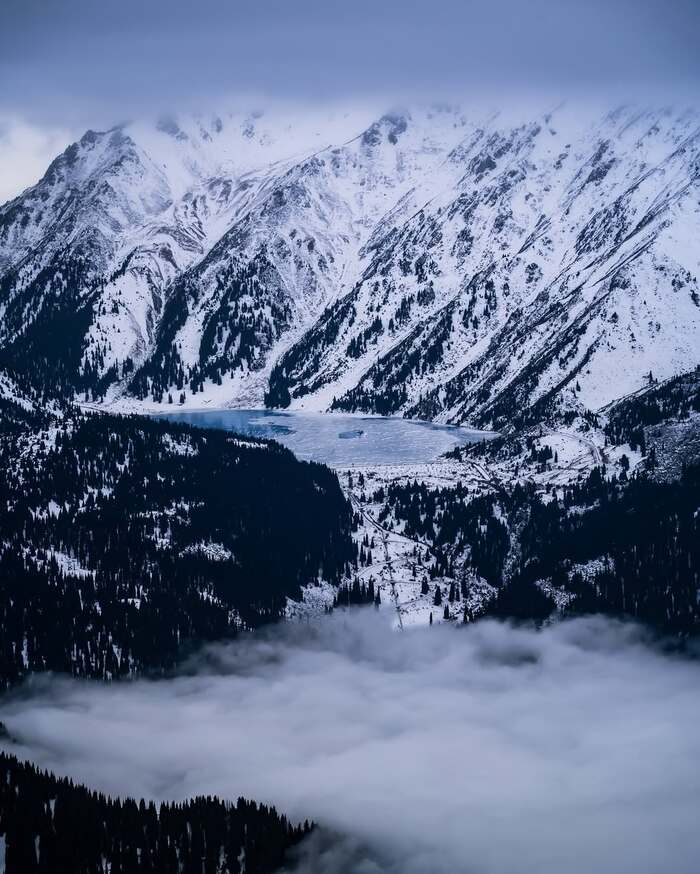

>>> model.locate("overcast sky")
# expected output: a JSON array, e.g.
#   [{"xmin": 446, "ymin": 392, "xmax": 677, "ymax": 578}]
[{"xmin": 1, "ymin": 0, "xmax": 699, "ymax": 200}]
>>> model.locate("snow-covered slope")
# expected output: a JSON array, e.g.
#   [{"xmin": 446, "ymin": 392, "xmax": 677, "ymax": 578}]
[
  {"xmin": 125, "ymin": 105, "xmax": 471, "ymax": 406},
  {"xmin": 1, "ymin": 103, "xmax": 698, "ymax": 426},
  {"xmin": 269, "ymin": 105, "xmax": 700, "ymax": 427}
]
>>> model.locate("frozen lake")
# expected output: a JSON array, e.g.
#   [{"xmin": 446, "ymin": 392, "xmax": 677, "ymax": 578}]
[{"xmin": 157, "ymin": 409, "xmax": 493, "ymax": 466}]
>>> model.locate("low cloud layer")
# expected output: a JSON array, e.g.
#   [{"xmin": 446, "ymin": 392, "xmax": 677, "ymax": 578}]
[
  {"xmin": 1, "ymin": 1, "xmax": 698, "ymax": 203},
  {"xmin": 1, "ymin": 0, "xmax": 698, "ymax": 126},
  {"xmin": 2, "ymin": 614, "xmax": 699, "ymax": 873},
  {"xmin": 0, "ymin": 117, "xmax": 74, "ymax": 203}
]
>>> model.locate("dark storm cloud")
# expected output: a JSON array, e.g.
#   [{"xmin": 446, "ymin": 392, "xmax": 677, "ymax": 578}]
[
  {"xmin": 2, "ymin": 614, "xmax": 700, "ymax": 874},
  {"xmin": 1, "ymin": 0, "xmax": 698, "ymax": 125}
]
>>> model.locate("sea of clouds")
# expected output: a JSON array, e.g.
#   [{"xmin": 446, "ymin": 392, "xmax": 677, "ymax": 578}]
[{"xmin": 2, "ymin": 613, "xmax": 699, "ymax": 873}]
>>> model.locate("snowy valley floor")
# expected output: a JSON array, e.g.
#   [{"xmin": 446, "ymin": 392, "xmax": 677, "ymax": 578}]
[{"xmin": 287, "ymin": 423, "xmax": 640, "ymax": 627}]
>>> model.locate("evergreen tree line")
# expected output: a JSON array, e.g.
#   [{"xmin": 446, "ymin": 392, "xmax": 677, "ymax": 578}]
[
  {"xmin": 0, "ymin": 246, "xmax": 296, "ymax": 407},
  {"xmin": 380, "ymin": 464, "xmax": 700, "ymax": 633},
  {"xmin": 0, "ymin": 251, "xmax": 106, "ymax": 402},
  {"xmin": 0, "ymin": 750, "xmax": 310, "ymax": 874},
  {"xmin": 265, "ymin": 293, "xmax": 358, "ymax": 409},
  {"xmin": 378, "ymin": 479, "xmax": 512, "ymax": 585},
  {"xmin": 604, "ymin": 366, "xmax": 700, "ymax": 451},
  {"xmin": 0, "ymin": 405, "xmax": 356, "ymax": 687},
  {"xmin": 129, "ymin": 255, "xmax": 291, "ymax": 405},
  {"xmin": 333, "ymin": 576, "xmax": 380, "ymax": 608},
  {"xmin": 509, "ymin": 464, "xmax": 700, "ymax": 632},
  {"xmin": 331, "ymin": 301, "xmax": 454, "ymax": 417}
]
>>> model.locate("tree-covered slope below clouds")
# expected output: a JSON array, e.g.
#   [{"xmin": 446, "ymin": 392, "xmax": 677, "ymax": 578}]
[
  {"xmin": 0, "ymin": 751, "xmax": 310, "ymax": 874},
  {"xmin": 0, "ymin": 409, "xmax": 354, "ymax": 688}
]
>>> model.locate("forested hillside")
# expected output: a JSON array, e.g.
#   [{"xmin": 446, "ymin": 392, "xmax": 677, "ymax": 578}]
[
  {"xmin": 380, "ymin": 463, "xmax": 700, "ymax": 633},
  {"xmin": 0, "ymin": 403, "xmax": 355, "ymax": 687},
  {"xmin": 604, "ymin": 367, "xmax": 700, "ymax": 451},
  {"xmin": 0, "ymin": 750, "xmax": 310, "ymax": 874}
]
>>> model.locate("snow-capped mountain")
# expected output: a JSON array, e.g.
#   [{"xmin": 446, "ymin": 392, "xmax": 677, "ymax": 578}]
[{"xmin": 1, "ymin": 103, "xmax": 699, "ymax": 427}]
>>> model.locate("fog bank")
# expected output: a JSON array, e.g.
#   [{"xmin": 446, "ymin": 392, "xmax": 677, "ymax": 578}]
[{"xmin": 2, "ymin": 614, "xmax": 699, "ymax": 873}]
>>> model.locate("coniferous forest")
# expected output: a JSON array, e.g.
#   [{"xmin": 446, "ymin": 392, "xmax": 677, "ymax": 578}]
[
  {"xmin": 0, "ymin": 749, "xmax": 310, "ymax": 874},
  {"xmin": 0, "ymin": 402, "xmax": 355, "ymax": 688},
  {"xmin": 381, "ymin": 458, "xmax": 700, "ymax": 632}
]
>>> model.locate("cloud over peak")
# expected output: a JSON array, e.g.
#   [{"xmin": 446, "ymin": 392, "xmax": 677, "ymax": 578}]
[{"xmin": 1, "ymin": 0, "xmax": 698, "ymax": 127}]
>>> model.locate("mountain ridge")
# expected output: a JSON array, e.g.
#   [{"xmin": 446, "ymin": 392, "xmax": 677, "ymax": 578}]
[{"xmin": 1, "ymin": 102, "xmax": 698, "ymax": 428}]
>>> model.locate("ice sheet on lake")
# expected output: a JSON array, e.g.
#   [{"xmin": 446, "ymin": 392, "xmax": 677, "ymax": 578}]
[{"xmin": 157, "ymin": 410, "xmax": 492, "ymax": 466}]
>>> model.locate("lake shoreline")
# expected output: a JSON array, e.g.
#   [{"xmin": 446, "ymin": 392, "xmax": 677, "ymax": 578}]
[{"xmin": 151, "ymin": 408, "xmax": 496, "ymax": 467}]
